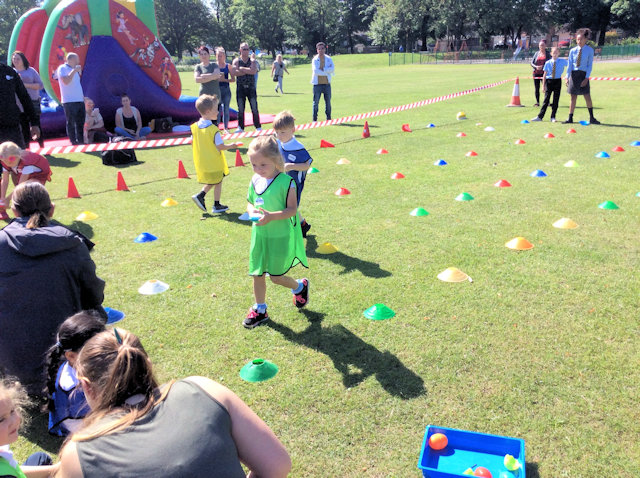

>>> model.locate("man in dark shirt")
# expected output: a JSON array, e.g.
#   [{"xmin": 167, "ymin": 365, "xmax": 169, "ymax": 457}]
[{"xmin": 0, "ymin": 62, "xmax": 40, "ymax": 148}]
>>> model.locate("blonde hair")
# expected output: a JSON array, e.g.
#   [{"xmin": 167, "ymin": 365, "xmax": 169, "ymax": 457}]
[
  {"xmin": 195, "ymin": 94, "xmax": 219, "ymax": 115},
  {"xmin": 0, "ymin": 377, "xmax": 30, "ymax": 429},
  {"xmin": 551, "ymin": 47, "xmax": 559, "ymax": 55},
  {"xmin": 273, "ymin": 110, "xmax": 295, "ymax": 130},
  {"xmin": 0, "ymin": 141, "xmax": 21, "ymax": 160},
  {"xmin": 12, "ymin": 182, "xmax": 52, "ymax": 229},
  {"xmin": 248, "ymin": 136, "xmax": 284, "ymax": 172}
]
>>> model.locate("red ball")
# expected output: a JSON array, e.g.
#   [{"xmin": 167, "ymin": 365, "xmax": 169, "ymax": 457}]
[
  {"xmin": 428, "ymin": 433, "xmax": 448, "ymax": 450},
  {"xmin": 473, "ymin": 467, "xmax": 492, "ymax": 478}
]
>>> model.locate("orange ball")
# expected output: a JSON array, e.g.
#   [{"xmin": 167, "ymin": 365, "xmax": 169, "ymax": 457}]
[
  {"xmin": 473, "ymin": 467, "xmax": 492, "ymax": 477},
  {"xmin": 428, "ymin": 433, "xmax": 448, "ymax": 450}
]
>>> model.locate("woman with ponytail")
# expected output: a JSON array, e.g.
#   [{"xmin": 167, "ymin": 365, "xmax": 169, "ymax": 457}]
[
  {"xmin": 0, "ymin": 183, "xmax": 105, "ymax": 396},
  {"xmin": 45, "ymin": 311, "xmax": 106, "ymax": 436},
  {"xmin": 57, "ymin": 329, "xmax": 292, "ymax": 478}
]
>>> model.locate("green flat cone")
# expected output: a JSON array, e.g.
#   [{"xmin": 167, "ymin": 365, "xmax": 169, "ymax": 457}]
[
  {"xmin": 598, "ymin": 201, "xmax": 619, "ymax": 210},
  {"xmin": 308, "ymin": 167, "xmax": 320, "ymax": 174},
  {"xmin": 636, "ymin": 192, "xmax": 640, "ymax": 197},
  {"xmin": 239, "ymin": 358, "xmax": 279, "ymax": 382},
  {"xmin": 363, "ymin": 303, "xmax": 396, "ymax": 320},
  {"xmin": 410, "ymin": 207, "xmax": 429, "ymax": 216},
  {"xmin": 456, "ymin": 192, "xmax": 474, "ymax": 201}
]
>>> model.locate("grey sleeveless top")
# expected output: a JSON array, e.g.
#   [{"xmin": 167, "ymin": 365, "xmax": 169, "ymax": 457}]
[{"xmin": 76, "ymin": 380, "xmax": 246, "ymax": 478}]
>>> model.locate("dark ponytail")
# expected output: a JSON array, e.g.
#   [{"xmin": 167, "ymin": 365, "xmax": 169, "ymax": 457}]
[{"xmin": 11, "ymin": 182, "xmax": 52, "ymax": 229}]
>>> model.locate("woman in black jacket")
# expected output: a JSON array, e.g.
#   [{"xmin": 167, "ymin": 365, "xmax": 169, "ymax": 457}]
[{"xmin": 530, "ymin": 40, "xmax": 551, "ymax": 106}]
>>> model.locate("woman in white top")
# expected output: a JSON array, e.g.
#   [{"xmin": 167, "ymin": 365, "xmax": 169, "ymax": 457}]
[{"xmin": 114, "ymin": 95, "xmax": 151, "ymax": 140}]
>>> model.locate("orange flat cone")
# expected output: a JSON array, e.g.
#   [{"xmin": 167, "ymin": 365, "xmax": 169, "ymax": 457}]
[
  {"xmin": 402, "ymin": 123, "xmax": 412, "ymax": 132},
  {"xmin": 494, "ymin": 179, "xmax": 512, "ymax": 187},
  {"xmin": 437, "ymin": 267, "xmax": 471, "ymax": 283},
  {"xmin": 505, "ymin": 236, "xmax": 534, "ymax": 250},
  {"xmin": 465, "ymin": 151, "xmax": 478, "ymax": 157},
  {"xmin": 362, "ymin": 121, "xmax": 370, "ymax": 138},
  {"xmin": 544, "ymin": 133, "xmax": 555, "ymax": 139},
  {"xmin": 177, "ymin": 160, "xmax": 189, "ymax": 178},
  {"xmin": 116, "ymin": 171, "xmax": 129, "ymax": 191},
  {"xmin": 506, "ymin": 77, "xmax": 524, "ymax": 107},
  {"xmin": 566, "ymin": 128, "xmax": 577, "ymax": 134},
  {"xmin": 335, "ymin": 187, "xmax": 351, "ymax": 196},
  {"xmin": 377, "ymin": 148, "xmax": 388, "ymax": 154},
  {"xmin": 456, "ymin": 132, "xmax": 467, "ymax": 137},
  {"xmin": 391, "ymin": 172, "xmax": 405, "ymax": 179},
  {"xmin": 553, "ymin": 218, "xmax": 578, "ymax": 229},
  {"xmin": 515, "ymin": 138, "xmax": 526, "ymax": 144},
  {"xmin": 612, "ymin": 146, "xmax": 625, "ymax": 152},
  {"xmin": 320, "ymin": 139, "xmax": 334, "ymax": 148},
  {"xmin": 67, "ymin": 177, "xmax": 81, "ymax": 198},
  {"xmin": 235, "ymin": 149, "xmax": 244, "ymax": 167}
]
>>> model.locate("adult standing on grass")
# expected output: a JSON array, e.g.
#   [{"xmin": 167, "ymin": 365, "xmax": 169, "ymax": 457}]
[
  {"xmin": 530, "ymin": 40, "xmax": 550, "ymax": 107},
  {"xmin": 564, "ymin": 28, "xmax": 600, "ymax": 125},
  {"xmin": 311, "ymin": 42, "xmax": 334, "ymax": 122},
  {"xmin": 55, "ymin": 328, "xmax": 292, "ymax": 478},
  {"xmin": 232, "ymin": 42, "xmax": 261, "ymax": 132},
  {"xmin": 215, "ymin": 47, "xmax": 235, "ymax": 134},
  {"xmin": 56, "ymin": 52, "xmax": 85, "ymax": 145},
  {"xmin": 194, "ymin": 46, "xmax": 221, "ymax": 100},
  {"xmin": 11, "ymin": 51, "xmax": 45, "ymax": 148},
  {"xmin": 0, "ymin": 56, "xmax": 40, "ymax": 148},
  {"xmin": 271, "ymin": 54, "xmax": 289, "ymax": 94}
]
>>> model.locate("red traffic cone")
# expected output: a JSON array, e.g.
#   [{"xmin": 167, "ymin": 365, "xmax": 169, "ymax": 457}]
[
  {"xmin": 506, "ymin": 77, "xmax": 524, "ymax": 107},
  {"xmin": 67, "ymin": 177, "xmax": 81, "ymax": 198},
  {"xmin": 362, "ymin": 121, "xmax": 370, "ymax": 138},
  {"xmin": 320, "ymin": 139, "xmax": 335, "ymax": 148},
  {"xmin": 235, "ymin": 149, "xmax": 245, "ymax": 167},
  {"xmin": 402, "ymin": 124, "xmax": 412, "ymax": 132},
  {"xmin": 116, "ymin": 171, "xmax": 129, "ymax": 191},
  {"xmin": 177, "ymin": 160, "xmax": 189, "ymax": 179}
]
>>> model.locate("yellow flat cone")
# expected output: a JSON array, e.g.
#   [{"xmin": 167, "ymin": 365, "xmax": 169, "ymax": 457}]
[
  {"xmin": 76, "ymin": 211, "xmax": 98, "ymax": 221},
  {"xmin": 336, "ymin": 158, "xmax": 351, "ymax": 165},
  {"xmin": 316, "ymin": 242, "xmax": 338, "ymax": 254},
  {"xmin": 437, "ymin": 267, "xmax": 471, "ymax": 282},
  {"xmin": 161, "ymin": 198, "xmax": 178, "ymax": 207},
  {"xmin": 505, "ymin": 237, "xmax": 534, "ymax": 250},
  {"xmin": 553, "ymin": 218, "xmax": 578, "ymax": 229}
]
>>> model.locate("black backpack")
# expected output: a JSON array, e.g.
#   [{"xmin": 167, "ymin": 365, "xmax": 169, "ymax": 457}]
[{"xmin": 101, "ymin": 136, "xmax": 138, "ymax": 166}]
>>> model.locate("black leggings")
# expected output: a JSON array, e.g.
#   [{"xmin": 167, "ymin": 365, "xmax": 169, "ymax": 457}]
[{"xmin": 533, "ymin": 78, "xmax": 543, "ymax": 103}]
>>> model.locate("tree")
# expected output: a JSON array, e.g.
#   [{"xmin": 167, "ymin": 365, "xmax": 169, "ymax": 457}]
[
  {"xmin": 155, "ymin": 0, "xmax": 214, "ymax": 60},
  {"xmin": 0, "ymin": 0, "xmax": 39, "ymax": 62},
  {"xmin": 208, "ymin": 0, "xmax": 241, "ymax": 50},
  {"xmin": 610, "ymin": 0, "xmax": 640, "ymax": 35},
  {"xmin": 547, "ymin": 0, "xmax": 612, "ymax": 45},
  {"xmin": 285, "ymin": 0, "xmax": 341, "ymax": 55},
  {"xmin": 230, "ymin": 0, "xmax": 286, "ymax": 57},
  {"xmin": 337, "ymin": 0, "xmax": 375, "ymax": 53},
  {"xmin": 368, "ymin": 2, "xmax": 399, "ymax": 50}
]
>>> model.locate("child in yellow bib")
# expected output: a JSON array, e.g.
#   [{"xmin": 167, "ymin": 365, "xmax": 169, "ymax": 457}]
[{"xmin": 190, "ymin": 95, "xmax": 241, "ymax": 214}]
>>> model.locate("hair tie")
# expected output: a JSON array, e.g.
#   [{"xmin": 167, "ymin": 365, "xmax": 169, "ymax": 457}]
[
  {"xmin": 55, "ymin": 341, "xmax": 63, "ymax": 349},
  {"xmin": 114, "ymin": 328, "xmax": 123, "ymax": 344}
]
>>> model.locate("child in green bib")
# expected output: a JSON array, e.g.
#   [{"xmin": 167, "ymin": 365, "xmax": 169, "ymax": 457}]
[{"xmin": 244, "ymin": 136, "xmax": 309, "ymax": 328}]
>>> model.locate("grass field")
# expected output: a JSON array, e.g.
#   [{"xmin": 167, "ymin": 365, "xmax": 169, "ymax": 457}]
[{"xmin": 12, "ymin": 55, "xmax": 640, "ymax": 477}]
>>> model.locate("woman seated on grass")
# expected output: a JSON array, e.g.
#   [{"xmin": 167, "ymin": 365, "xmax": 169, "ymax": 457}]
[
  {"xmin": 114, "ymin": 94, "xmax": 151, "ymax": 140},
  {"xmin": 56, "ymin": 328, "xmax": 291, "ymax": 478}
]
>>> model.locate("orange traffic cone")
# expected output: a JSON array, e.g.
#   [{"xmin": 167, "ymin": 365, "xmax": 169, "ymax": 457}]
[
  {"xmin": 362, "ymin": 121, "xmax": 370, "ymax": 138},
  {"xmin": 235, "ymin": 149, "xmax": 244, "ymax": 167},
  {"xmin": 402, "ymin": 123, "xmax": 412, "ymax": 132},
  {"xmin": 506, "ymin": 77, "xmax": 524, "ymax": 107},
  {"xmin": 67, "ymin": 177, "xmax": 81, "ymax": 198},
  {"xmin": 116, "ymin": 171, "xmax": 129, "ymax": 191},
  {"xmin": 320, "ymin": 139, "xmax": 334, "ymax": 148},
  {"xmin": 177, "ymin": 160, "xmax": 189, "ymax": 179}
]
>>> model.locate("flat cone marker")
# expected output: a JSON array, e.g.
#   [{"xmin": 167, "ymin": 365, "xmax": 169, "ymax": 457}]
[
  {"xmin": 465, "ymin": 151, "xmax": 477, "ymax": 157},
  {"xmin": 335, "ymin": 188, "xmax": 350, "ymax": 196},
  {"xmin": 521, "ymin": 119, "xmax": 530, "ymax": 124},
  {"xmin": 308, "ymin": 167, "xmax": 319, "ymax": 174},
  {"xmin": 410, "ymin": 207, "xmax": 429, "ymax": 216},
  {"xmin": 161, "ymin": 198, "xmax": 178, "ymax": 207},
  {"xmin": 566, "ymin": 128, "xmax": 577, "ymax": 134},
  {"xmin": 67, "ymin": 177, "xmax": 81, "ymax": 198},
  {"xmin": 362, "ymin": 121, "xmax": 370, "ymax": 138},
  {"xmin": 434, "ymin": 159, "xmax": 447, "ymax": 166},
  {"xmin": 456, "ymin": 112, "xmax": 467, "ymax": 120},
  {"xmin": 595, "ymin": 151, "xmax": 610, "ymax": 158},
  {"xmin": 239, "ymin": 358, "xmax": 278, "ymax": 382},
  {"xmin": 456, "ymin": 132, "xmax": 467, "ymax": 137},
  {"xmin": 579, "ymin": 120, "xmax": 590, "ymax": 126},
  {"xmin": 631, "ymin": 140, "xmax": 640, "ymax": 147},
  {"xmin": 363, "ymin": 303, "xmax": 395, "ymax": 320},
  {"xmin": 612, "ymin": 146, "xmax": 625, "ymax": 152},
  {"xmin": 116, "ymin": 171, "xmax": 129, "ymax": 191},
  {"xmin": 316, "ymin": 242, "xmax": 338, "ymax": 254},
  {"xmin": 134, "ymin": 232, "xmax": 158, "ymax": 243},
  {"xmin": 636, "ymin": 192, "xmax": 640, "ymax": 197},
  {"xmin": 437, "ymin": 267, "xmax": 470, "ymax": 282},
  {"xmin": 553, "ymin": 218, "xmax": 578, "ymax": 229},
  {"xmin": 599, "ymin": 201, "xmax": 619, "ymax": 210},
  {"xmin": 484, "ymin": 126, "xmax": 495, "ymax": 132},
  {"xmin": 76, "ymin": 211, "xmax": 98, "ymax": 221},
  {"xmin": 402, "ymin": 123, "xmax": 412, "ymax": 132},
  {"xmin": 564, "ymin": 160, "xmax": 579, "ymax": 167},
  {"xmin": 336, "ymin": 158, "xmax": 351, "ymax": 165},
  {"xmin": 177, "ymin": 160, "xmax": 189, "ymax": 178},
  {"xmin": 138, "ymin": 279, "xmax": 169, "ymax": 295},
  {"xmin": 506, "ymin": 236, "xmax": 534, "ymax": 250},
  {"xmin": 235, "ymin": 149, "xmax": 245, "ymax": 167},
  {"xmin": 531, "ymin": 169, "xmax": 547, "ymax": 177},
  {"xmin": 494, "ymin": 179, "xmax": 512, "ymax": 187},
  {"xmin": 391, "ymin": 172, "xmax": 405, "ymax": 179},
  {"xmin": 104, "ymin": 307, "xmax": 125, "ymax": 325},
  {"xmin": 377, "ymin": 148, "xmax": 388, "ymax": 154},
  {"xmin": 515, "ymin": 138, "xmax": 526, "ymax": 145},
  {"xmin": 426, "ymin": 123, "xmax": 436, "ymax": 128},
  {"xmin": 320, "ymin": 139, "xmax": 334, "ymax": 148},
  {"xmin": 506, "ymin": 77, "xmax": 524, "ymax": 107},
  {"xmin": 455, "ymin": 192, "xmax": 474, "ymax": 201},
  {"xmin": 544, "ymin": 132, "xmax": 555, "ymax": 139}
]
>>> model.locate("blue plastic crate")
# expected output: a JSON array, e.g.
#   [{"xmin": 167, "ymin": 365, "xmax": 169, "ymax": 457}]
[{"xmin": 417, "ymin": 425, "xmax": 525, "ymax": 478}]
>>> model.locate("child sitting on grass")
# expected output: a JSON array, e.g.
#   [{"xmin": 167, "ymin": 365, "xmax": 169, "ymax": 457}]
[{"xmin": 0, "ymin": 141, "xmax": 51, "ymax": 211}]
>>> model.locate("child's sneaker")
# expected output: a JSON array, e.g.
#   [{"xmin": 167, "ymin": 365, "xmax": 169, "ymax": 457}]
[
  {"xmin": 243, "ymin": 307, "xmax": 269, "ymax": 328},
  {"xmin": 301, "ymin": 221, "xmax": 311, "ymax": 238},
  {"xmin": 550, "ymin": 117, "xmax": 557, "ymax": 123},
  {"xmin": 530, "ymin": 116, "xmax": 541, "ymax": 122},
  {"xmin": 293, "ymin": 278, "xmax": 309, "ymax": 308},
  {"xmin": 212, "ymin": 202, "xmax": 229, "ymax": 213},
  {"xmin": 191, "ymin": 191, "xmax": 206, "ymax": 211}
]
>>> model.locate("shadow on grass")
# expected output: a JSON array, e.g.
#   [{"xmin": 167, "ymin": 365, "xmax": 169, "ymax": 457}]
[
  {"xmin": 45, "ymin": 155, "xmax": 80, "ymax": 168},
  {"xmin": 209, "ymin": 211, "xmax": 251, "ymax": 226},
  {"xmin": 267, "ymin": 310, "xmax": 426, "ymax": 399},
  {"xmin": 61, "ymin": 220, "xmax": 95, "ymax": 240},
  {"xmin": 525, "ymin": 461, "xmax": 540, "ymax": 478},
  {"xmin": 22, "ymin": 405, "xmax": 63, "ymax": 454},
  {"xmin": 305, "ymin": 234, "xmax": 391, "ymax": 278}
]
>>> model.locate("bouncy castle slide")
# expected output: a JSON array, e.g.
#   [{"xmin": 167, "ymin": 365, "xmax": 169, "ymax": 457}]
[{"xmin": 8, "ymin": 0, "xmax": 200, "ymax": 137}]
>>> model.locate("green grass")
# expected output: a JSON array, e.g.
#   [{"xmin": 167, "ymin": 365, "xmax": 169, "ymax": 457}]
[{"xmin": 13, "ymin": 57, "xmax": 640, "ymax": 477}]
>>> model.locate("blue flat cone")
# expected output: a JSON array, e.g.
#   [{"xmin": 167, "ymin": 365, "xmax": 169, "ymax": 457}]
[
  {"xmin": 579, "ymin": 120, "xmax": 590, "ymax": 125},
  {"xmin": 104, "ymin": 307, "xmax": 126, "ymax": 325},
  {"xmin": 434, "ymin": 159, "xmax": 447, "ymax": 166},
  {"xmin": 521, "ymin": 119, "xmax": 530, "ymax": 124},
  {"xmin": 631, "ymin": 141, "xmax": 640, "ymax": 147},
  {"xmin": 134, "ymin": 232, "xmax": 158, "ymax": 243},
  {"xmin": 239, "ymin": 359, "xmax": 279, "ymax": 382},
  {"xmin": 530, "ymin": 169, "xmax": 547, "ymax": 177},
  {"xmin": 363, "ymin": 303, "xmax": 396, "ymax": 320},
  {"xmin": 595, "ymin": 151, "xmax": 610, "ymax": 158},
  {"xmin": 427, "ymin": 123, "xmax": 436, "ymax": 128}
]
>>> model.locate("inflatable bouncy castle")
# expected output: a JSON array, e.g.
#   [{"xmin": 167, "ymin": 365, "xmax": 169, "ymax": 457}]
[{"xmin": 8, "ymin": 0, "xmax": 200, "ymax": 137}]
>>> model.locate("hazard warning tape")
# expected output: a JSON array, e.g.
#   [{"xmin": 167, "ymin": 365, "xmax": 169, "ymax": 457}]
[
  {"xmin": 523, "ymin": 76, "xmax": 640, "ymax": 81},
  {"xmin": 34, "ymin": 78, "xmax": 512, "ymax": 155}
]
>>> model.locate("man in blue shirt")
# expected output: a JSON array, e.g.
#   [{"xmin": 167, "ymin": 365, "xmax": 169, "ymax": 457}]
[{"xmin": 564, "ymin": 28, "xmax": 600, "ymax": 125}]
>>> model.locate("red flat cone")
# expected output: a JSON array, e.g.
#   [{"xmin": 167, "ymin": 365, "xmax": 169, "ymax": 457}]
[
  {"xmin": 391, "ymin": 172, "xmax": 405, "ymax": 179},
  {"xmin": 544, "ymin": 133, "xmax": 555, "ymax": 138},
  {"xmin": 116, "ymin": 171, "xmax": 129, "ymax": 191},
  {"xmin": 362, "ymin": 121, "xmax": 370, "ymax": 138},
  {"xmin": 320, "ymin": 139, "xmax": 335, "ymax": 148},
  {"xmin": 465, "ymin": 151, "xmax": 478, "ymax": 157},
  {"xmin": 494, "ymin": 179, "xmax": 512, "ymax": 187},
  {"xmin": 515, "ymin": 138, "xmax": 526, "ymax": 144},
  {"xmin": 566, "ymin": 128, "xmax": 577, "ymax": 134},
  {"xmin": 402, "ymin": 123, "xmax": 412, "ymax": 132},
  {"xmin": 67, "ymin": 177, "xmax": 81, "ymax": 198},
  {"xmin": 613, "ymin": 146, "xmax": 625, "ymax": 152},
  {"xmin": 177, "ymin": 160, "xmax": 189, "ymax": 178},
  {"xmin": 377, "ymin": 148, "xmax": 388, "ymax": 154},
  {"xmin": 235, "ymin": 149, "xmax": 245, "ymax": 167},
  {"xmin": 456, "ymin": 132, "xmax": 467, "ymax": 137},
  {"xmin": 335, "ymin": 187, "xmax": 351, "ymax": 196}
]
